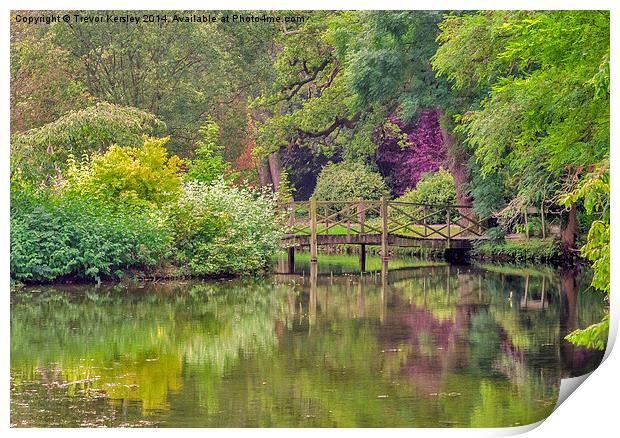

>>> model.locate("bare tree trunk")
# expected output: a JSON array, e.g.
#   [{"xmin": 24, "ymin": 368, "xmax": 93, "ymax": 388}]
[
  {"xmin": 268, "ymin": 151, "xmax": 282, "ymax": 191},
  {"xmin": 438, "ymin": 108, "xmax": 474, "ymax": 228},
  {"xmin": 258, "ymin": 159, "xmax": 273, "ymax": 187},
  {"xmin": 251, "ymin": 107, "xmax": 280, "ymax": 192},
  {"xmin": 561, "ymin": 202, "xmax": 578, "ymax": 253}
]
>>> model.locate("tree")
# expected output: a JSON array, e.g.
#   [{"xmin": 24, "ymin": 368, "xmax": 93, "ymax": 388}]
[
  {"xmin": 11, "ymin": 102, "xmax": 163, "ymax": 182},
  {"xmin": 253, "ymin": 11, "xmax": 476, "ymax": 212},
  {"xmin": 10, "ymin": 11, "xmax": 89, "ymax": 132},
  {"xmin": 186, "ymin": 120, "xmax": 236, "ymax": 185},
  {"xmin": 432, "ymin": 10, "xmax": 610, "ymax": 348},
  {"xmin": 13, "ymin": 10, "xmax": 278, "ymax": 165},
  {"xmin": 433, "ymin": 11, "xmax": 609, "ymax": 243}
]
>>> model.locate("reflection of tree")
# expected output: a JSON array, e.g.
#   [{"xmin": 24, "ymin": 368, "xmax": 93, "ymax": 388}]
[
  {"xmin": 11, "ymin": 280, "xmax": 289, "ymax": 417},
  {"xmin": 11, "ymin": 265, "xmax": 603, "ymax": 427},
  {"xmin": 559, "ymin": 269, "xmax": 606, "ymax": 377}
]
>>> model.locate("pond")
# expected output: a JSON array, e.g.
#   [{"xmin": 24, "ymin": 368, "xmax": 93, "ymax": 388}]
[{"xmin": 10, "ymin": 254, "xmax": 605, "ymax": 427}]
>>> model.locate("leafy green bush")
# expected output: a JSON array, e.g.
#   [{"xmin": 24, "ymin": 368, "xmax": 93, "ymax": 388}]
[
  {"xmin": 396, "ymin": 168, "xmax": 456, "ymax": 223},
  {"xmin": 398, "ymin": 168, "xmax": 456, "ymax": 205},
  {"xmin": 11, "ymin": 103, "xmax": 163, "ymax": 182},
  {"xmin": 11, "ymin": 188, "xmax": 169, "ymax": 283},
  {"xmin": 63, "ymin": 136, "xmax": 183, "ymax": 208},
  {"xmin": 166, "ymin": 180, "xmax": 284, "ymax": 275},
  {"xmin": 312, "ymin": 162, "xmax": 389, "ymax": 201},
  {"xmin": 186, "ymin": 120, "xmax": 237, "ymax": 185}
]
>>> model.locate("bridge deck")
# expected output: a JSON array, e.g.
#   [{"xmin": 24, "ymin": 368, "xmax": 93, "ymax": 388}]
[{"xmin": 281, "ymin": 233, "xmax": 486, "ymax": 250}]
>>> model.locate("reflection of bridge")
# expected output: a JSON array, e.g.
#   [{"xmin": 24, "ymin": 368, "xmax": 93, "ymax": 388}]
[{"xmin": 279, "ymin": 198, "xmax": 488, "ymax": 270}]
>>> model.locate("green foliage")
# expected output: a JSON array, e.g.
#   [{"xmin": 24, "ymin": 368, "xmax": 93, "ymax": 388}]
[
  {"xmin": 276, "ymin": 168, "xmax": 295, "ymax": 204},
  {"xmin": 434, "ymin": 10, "xmax": 610, "ymax": 350},
  {"xmin": 186, "ymin": 120, "xmax": 236, "ymax": 185},
  {"xmin": 398, "ymin": 168, "xmax": 456, "ymax": 206},
  {"xmin": 10, "ymin": 12, "xmax": 88, "ymax": 132},
  {"xmin": 64, "ymin": 136, "xmax": 183, "ymax": 208},
  {"xmin": 312, "ymin": 162, "xmax": 389, "ymax": 202},
  {"xmin": 396, "ymin": 169, "xmax": 456, "ymax": 223},
  {"xmin": 486, "ymin": 227, "xmax": 506, "ymax": 244},
  {"xmin": 434, "ymin": 11, "xmax": 610, "ymax": 212},
  {"xmin": 467, "ymin": 158, "xmax": 506, "ymax": 218},
  {"xmin": 48, "ymin": 12, "xmax": 276, "ymax": 159},
  {"xmin": 253, "ymin": 11, "xmax": 452, "ymax": 163},
  {"xmin": 11, "ymin": 129, "xmax": 283, "ymax": 282},
  {"xmin": 167, "ymin": 181, "xmax": 284, "ymax": 275},
  {"xmin": 10, "ymin": 187, "xmax": 169, "ymax": 283},
  {"xmin": 560, "ymin": 160, "xmax": 609, "ymax": 349},
  {"xmin": 565, "ymin": 316, "xmax": 609, "ymax": 351},
  {"xmin": 164, "ymin": 182, "xmax": 227, "ymax": 275},
  {"xmin": 11, "ymin": 103, "xmax": 163, "ymax": 182}
]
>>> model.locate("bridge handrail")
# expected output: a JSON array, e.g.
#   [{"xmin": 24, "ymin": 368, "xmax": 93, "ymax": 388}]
[{"xmin": 282, "ymin": 199, "xmax": 479, "ymax": 209}]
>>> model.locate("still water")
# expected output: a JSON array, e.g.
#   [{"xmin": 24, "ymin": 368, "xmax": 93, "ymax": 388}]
[{"xmin": 11, "ymin": 254, "xmax": 605, "ymax": 427}]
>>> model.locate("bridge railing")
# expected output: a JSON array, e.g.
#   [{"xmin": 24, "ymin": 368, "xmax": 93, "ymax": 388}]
[{"xmin": 281, "ymin": 198, "xmax": 487, "ymax": 240}]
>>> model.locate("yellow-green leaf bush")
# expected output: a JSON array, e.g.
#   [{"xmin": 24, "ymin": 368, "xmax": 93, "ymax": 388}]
[{"xmin": 63, "ymin": 136, "xmax": 183, "ymax": 208}]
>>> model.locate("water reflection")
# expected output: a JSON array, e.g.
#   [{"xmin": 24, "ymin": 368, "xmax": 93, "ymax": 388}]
[{"xmin": 11, "ymin": 259, "xmax": 605, "ymax": 427}]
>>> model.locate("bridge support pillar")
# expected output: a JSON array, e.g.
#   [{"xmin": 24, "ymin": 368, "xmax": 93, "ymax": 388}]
[
  {"xmin": 287, "ymin": 247, "xmax": 295, "ymax": 273},
  {"xmin": 359, "ymin": 244, "xmax": 366, "ymax": 272}
]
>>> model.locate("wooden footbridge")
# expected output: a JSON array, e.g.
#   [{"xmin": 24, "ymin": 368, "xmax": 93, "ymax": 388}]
[{"xmin": 280, "ymin": 197, "xmax": 488, "ymax": 270}]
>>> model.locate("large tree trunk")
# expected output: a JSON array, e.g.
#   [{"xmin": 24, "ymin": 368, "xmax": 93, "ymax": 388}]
[
  {"xmin": 438, "ymin": 108, "xmax": 474, "ymax": 228},
  {"xmin": 257, "ymin": 150, "xmax": 283, "ymax": 192},
  {"xmin": 251, "ymin": 107, "xmax": 281, "ymax": 192},
  {"xmin": 268, "ymin": 151, "xmax": 282, "ymax": 191},
  {"xmin": 561, "ymin": 202, "xmax": 578, "ymax": 253},
  {"xmin": 258, "ymin": 159, "xmax": 273, "ymax": 187}
]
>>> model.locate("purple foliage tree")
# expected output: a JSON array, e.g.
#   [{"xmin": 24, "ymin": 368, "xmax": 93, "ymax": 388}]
[{"xmin": 376, "ymin": 108, "xmax": 446, "ymax": 196}]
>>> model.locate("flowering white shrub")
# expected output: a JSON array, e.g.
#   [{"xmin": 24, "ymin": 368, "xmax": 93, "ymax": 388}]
[{"xmin": 168, "ymin": 179, "xmax": 285, "ymax": 275}]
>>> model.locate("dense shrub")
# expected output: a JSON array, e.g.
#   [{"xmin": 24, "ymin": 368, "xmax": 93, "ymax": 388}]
[
  {"xmin": 396, "ymin": 168, "xmax": 456, "ymax": 223},
  {"xmin": 10, "ymin": 188, "xmax": 169, "ymax": 283},
  {"xmin": 398, "ymin": 168, "xmax": 456, "ymax": 205},
  {"xmin": 11, "ymin": 103, "xmax": 163, "ymax": 182},
  {"xmin": 312, "ymin": 162, "xmax": 389, "ymax": 201},
  {"xmin": 63, "ymin": 136, "xmax": 183, "ymax": 207},
  {"xmin": 11, "ymin": 132, "xmax": 285, "ymax": 283},
  {"xmin": 167, "ymin": 180, "xmax": 284, "ymax": 275}
]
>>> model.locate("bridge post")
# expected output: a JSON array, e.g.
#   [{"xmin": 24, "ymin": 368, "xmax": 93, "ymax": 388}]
[
  {"xmin": 359, "ymin": 197, "xmax": 366, "ymax": 271},
  {"xmin": 446, "ymin": 207, "xmax": 452, "ymax": 245},
  {"xmin": 287, "ymin": 246, "xmax": 295, "ymax": 273},
  {"xmin": 381, "ymin": 196, "xmax": 389, "ymax": 261},
  {"xmin": 359, "ymin": 245, "xmax": 366, "ymax": 272},
  {"xmin": 287, "ymin": 201, "xmax": 295, "ymax": 273},
  {"xmin": 310, "ymin": 197, "xmax": 318, "ymax": 263}
]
